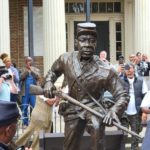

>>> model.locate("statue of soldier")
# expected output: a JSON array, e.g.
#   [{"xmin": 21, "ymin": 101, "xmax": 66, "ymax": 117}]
[{"xmin": 43, "ymin": 22, "xmax": 129, "ymax": 150}]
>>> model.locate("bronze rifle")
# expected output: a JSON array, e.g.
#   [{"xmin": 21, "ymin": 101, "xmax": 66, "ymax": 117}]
[{"xmin": 30, "ymin": 84, "xmax": 142, "ymax": 141}]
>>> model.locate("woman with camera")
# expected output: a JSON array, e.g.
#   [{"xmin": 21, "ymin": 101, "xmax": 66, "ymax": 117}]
[
  {"xmin": 0, "ymin": 53, "xmax": 20, "ymax": 102},
  {"xmin": 0, "ymin": 67, "xmax": 18, "ymax": 102}
]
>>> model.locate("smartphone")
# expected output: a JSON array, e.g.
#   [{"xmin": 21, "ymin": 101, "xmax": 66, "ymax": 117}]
[
  {"xmin": 16, "ymin": 146, "xmax": 25, "ymax": 150},
  {"xmin": 120, "ymin": 64, "xmax": 125, "ymax": 70}
]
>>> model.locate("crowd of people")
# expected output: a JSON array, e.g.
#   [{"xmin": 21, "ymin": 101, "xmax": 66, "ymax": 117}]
[
  {"xmin": 0, "ymin": 22, "xmax": 150, "ymax": 150},
  {"xmin": 99, "ymin": 50, "xmax": 150, "ymax": 150},
  {"xmin": 0, "ymin": 54, "xmax": 60, "ymax": 150}
]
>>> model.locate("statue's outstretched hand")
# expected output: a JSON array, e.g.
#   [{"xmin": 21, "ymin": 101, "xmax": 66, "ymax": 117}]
[
  {"xmin": 103, "ymin": 109, "xmax": 120, "ymax": 126},
  {"xmin": 43, "ymin": 82, "xmax": 56, "ymax": 98}
]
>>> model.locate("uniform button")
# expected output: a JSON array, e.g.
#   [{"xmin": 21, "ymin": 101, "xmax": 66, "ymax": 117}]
[{"xmin": 78, "ymin": 88, "xmax": 81, "ymax": 91}]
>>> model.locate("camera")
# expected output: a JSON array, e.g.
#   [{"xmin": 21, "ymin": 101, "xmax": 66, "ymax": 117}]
[
  {"xmin": 119, "ymin": 64, "xmax": 125, "ymax": 72},
  {"xmin": 3, "ymin": 73, "xmax": 12, "ymax": 80},
  {"xmin": 16, "ymin": 146, "xmax": 25, "ymax": 150},
  {"xmin": 0, "ymin": 66, "xmax": 12, "ymax": 80}
]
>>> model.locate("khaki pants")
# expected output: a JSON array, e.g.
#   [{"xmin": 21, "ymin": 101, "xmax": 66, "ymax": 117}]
[{"xmin": 16, "ymin": 96, "xmax": 53, "ymax": 150}]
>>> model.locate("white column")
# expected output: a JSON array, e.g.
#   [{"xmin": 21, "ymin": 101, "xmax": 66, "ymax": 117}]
[
  {"xmin": 109, "ymin": 18, "xmax": 116, "ymax": 64},
  {"xmin": 0, "ymin": 0, "xmax": 10, "ymax": 63},
  {"xmin": 124, "ymin": 0, "xmax": 134, "ymax": 61},
  {"xmin": 43, "ymin": 0, "xmax": 66, "ymax": 76},
  {"xmin": 135, "ymin": 0, "xmax": 150, "ymax": 57}
]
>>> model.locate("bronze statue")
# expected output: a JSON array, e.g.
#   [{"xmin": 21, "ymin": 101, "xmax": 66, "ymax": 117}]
[{"xmin": 43, "ymin": 22, "xmax": 130, "ymax": 150}]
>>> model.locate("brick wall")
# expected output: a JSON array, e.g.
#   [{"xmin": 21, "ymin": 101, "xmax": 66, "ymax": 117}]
[{"xmin": 9, "ymin": 0, "xmax": 44, "ymax": 75}]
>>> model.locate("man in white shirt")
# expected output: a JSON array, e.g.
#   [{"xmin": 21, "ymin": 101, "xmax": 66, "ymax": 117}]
[
  {"xmin": 120, "ymin": 63, "xmax": 148, "ymax": 150},
  {"xmin": 99, "ymin": 51, "xmax": 114, "ymax": 68}
]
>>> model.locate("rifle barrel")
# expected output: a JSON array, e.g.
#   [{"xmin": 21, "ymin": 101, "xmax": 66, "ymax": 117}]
[
  {"xmin": 29, "ymin": 85, "xmax": 142, "ymax": 141},
  {"xmin": 54, "ymin": 91, "xmax": 142, "ymax": 141}
]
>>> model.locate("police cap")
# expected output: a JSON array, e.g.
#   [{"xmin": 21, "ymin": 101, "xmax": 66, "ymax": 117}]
[{"xmin": 0, "ymin": 101, "xmax": 20, "ymax": 126}]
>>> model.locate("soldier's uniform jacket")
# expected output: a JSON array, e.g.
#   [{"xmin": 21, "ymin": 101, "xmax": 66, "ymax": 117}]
[{"xmin": 45, "ymin": 51, "xmax": 129, "ymax": 121}]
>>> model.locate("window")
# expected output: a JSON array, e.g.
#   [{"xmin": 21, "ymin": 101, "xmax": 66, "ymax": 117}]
[
  {"xmin": 115, "ymin": 22, "xmax": 122, "ymax": 60},
  {"xmin": 68, "ymin": 3, "xmax": 84, "ymax": 13},
  {"xmin": 99, "ymin": 3, "xmax": 106, "ymax": 13},
  {"xmin": 65, "ymin": 2, "xmax": 121, "ymax": 14},
  {"xmin": 92, "ymin": 3, "xmax": 98, "ymax": 13},
  {"xmin": 114, "ymin": 2, "xmax": 121, "ymax": 13},
  {"xmin": 107, "ymin": 3, "xmax": 113, "ymax": 13},
  {"xmin": 65, "ymin": 3, "xmax": 69, "ymax": 13}
]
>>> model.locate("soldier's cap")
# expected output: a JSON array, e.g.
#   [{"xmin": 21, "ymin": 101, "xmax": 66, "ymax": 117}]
[
  {"xmin": 76, "ymin": 22, "xmax": 97, "ymax": 38},
  {"xmin": 124, "ymin": 63, "xmax": 134, "ymax": 70},
  {"xmin": 0, "ymin": 101, "xmax": 20, "ymax": 126}
]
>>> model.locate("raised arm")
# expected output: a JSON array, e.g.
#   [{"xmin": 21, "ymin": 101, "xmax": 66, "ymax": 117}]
[{"xmin": 43, "ymin": 55, "xmax": 65, "ymax": 98}]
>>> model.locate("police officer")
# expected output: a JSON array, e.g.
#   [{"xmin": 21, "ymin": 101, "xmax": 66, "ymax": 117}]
[{"xmin": 0, "ymin": 101, "xmax": 20, "ymax": 150}]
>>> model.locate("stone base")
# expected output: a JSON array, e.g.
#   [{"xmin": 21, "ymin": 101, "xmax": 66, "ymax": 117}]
[{"xmin": 39, "ymin": 130, "xmax": 124, "ymax": 150}]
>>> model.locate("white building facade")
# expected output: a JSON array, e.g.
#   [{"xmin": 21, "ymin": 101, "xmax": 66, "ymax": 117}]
[{"xmin": 0, "ymin": 0, "xmax": 150, "ymax": 72}]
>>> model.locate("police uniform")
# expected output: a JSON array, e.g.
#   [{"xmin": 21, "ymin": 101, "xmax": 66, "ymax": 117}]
[{"xmin": 0, "ymin": 101, "xmax": 20, "ymax": 150}]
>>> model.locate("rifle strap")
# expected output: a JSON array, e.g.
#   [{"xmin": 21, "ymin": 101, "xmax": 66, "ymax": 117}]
[
  {"xmin": 71, "ymin": 52, "xmax": 107, "ymax": 114},
  {"xmin": 74, "ymin": 76, "xmax": 107, "ymax": 114}
]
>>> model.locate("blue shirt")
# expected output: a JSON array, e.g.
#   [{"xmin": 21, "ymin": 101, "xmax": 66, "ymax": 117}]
[
  {"xmin": 0, "ymin": 82, "xmax": 10, "ymax": 102},
  {"xmin": 9, "ymin": 65, "xmax": 20, "ymax": 83}
]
